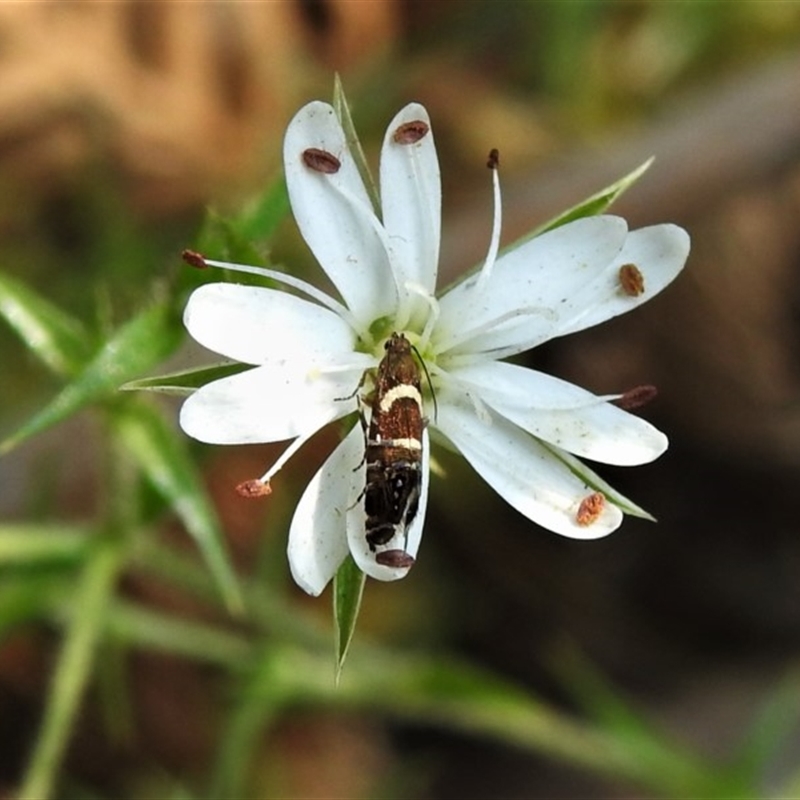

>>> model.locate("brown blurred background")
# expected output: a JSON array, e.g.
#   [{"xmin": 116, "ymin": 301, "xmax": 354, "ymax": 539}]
[{"xmin": 2, "ymin": 1, "xmax": 800, "ymax": 797}]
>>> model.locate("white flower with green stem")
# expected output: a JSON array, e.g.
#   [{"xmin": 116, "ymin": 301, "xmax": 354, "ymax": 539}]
[{"xmin": 178, "ymin": 94, "xmax": 689, "ymax": 601}]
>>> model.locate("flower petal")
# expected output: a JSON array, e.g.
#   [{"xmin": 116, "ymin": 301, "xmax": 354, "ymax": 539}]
[
  {"xmin": 346, "ymin": 428, "xmax": 430, "ymax": 582},
  {"xmin": 556, "ymin": 223, "xmax": 690, "ymax": 337},
  {"xmin": 435, "ymin": 216, "xmax": 629, "ymax": 358},
  {"xmin": 179, "ymin": 359, "xmax": 370, "ymax": 444},
  {"xmin": 287, "ymin": 423, "xmax": 360, "ymax": 596},
  {"xmin": 449, "ymin": 361, "xmax": 667, "ymax": 465},
  {"xmin": 434, "ymin": 389, "xmax": 623, "ymax": 539},
  {"xmin": 284, "ymin": 101, "xmax": 398, "ymax": 323},
  {"xmin": 380, "ymin": 103, "xmax": 441, "ymax": 299},
  {"xmin": 185, "ymin": 283, "xmax": 359, "ymax": 366}
]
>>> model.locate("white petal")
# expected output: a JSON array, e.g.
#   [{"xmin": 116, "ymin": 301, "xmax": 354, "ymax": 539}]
[
  {"xmin": 380, "ymin": 103, "xmax": 441, "ymax": 297},
  {"xmin": 449, "ymin": 361, "xmax": 667, "ymax": 465},
  {"xmin": 346, "ymin": 428, "xmax": 430, "ymax": 582},
  {"xmin": 284, "ymin": 101, "xmax": 398, "ymax": 323},
  {"xmin": 185, "ymin": 283, "xmax": 358, "ymax": 365},
  {"xmin": 436, "ymin": 216, "xmax": 628, "ymax": 357},
  {"xmin": 557, "ymin": 223, "xmax": 690, "ymax": 337},
  {"xmin": 179, "ymin": 359, "xmax": 370, "ymax": 444},
  {"xmin": 434, "ymin": 389, "xmax": 623, "ymax": 539},
  {"xmin": 287, "ymin": 423, "xmax": 360, "ymax": 596}
]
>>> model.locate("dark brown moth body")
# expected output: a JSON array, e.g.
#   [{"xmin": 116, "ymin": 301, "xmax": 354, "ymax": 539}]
[{"xmin": 364, "ymin": 333, "xmax": 424, "ymax": 559}]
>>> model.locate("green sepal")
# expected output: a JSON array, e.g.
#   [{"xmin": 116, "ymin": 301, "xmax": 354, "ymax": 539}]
[
  {"xmin": 514, "ymin": 157, "xmax": 654, "ymax": 244},
  {"xmin": 1, "ymin": 302, "xmax": 182, "ymax": 453},
  {"xmin": 113, "ymin": 400, "xmax": 243, "ymax": 614},
  {"xmin": 121, "ymin": 361, "xmax": 252, "ymax": 396},
  {"xmin": 541, "ymin": 440, "xmax": 655, "ymax": 521},
  {"xmin": 333, "ymin": 554, "xmax": 366, "ymax": 682},
  {"xmin": 333, "ymin": 75, "xmax": 380, "ymax": 215},
  {"xmin": 0, "ymin": 270, "xmax": 94, "ymax": 377}
]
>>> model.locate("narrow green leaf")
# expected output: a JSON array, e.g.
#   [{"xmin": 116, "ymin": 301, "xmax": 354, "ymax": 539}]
[
  {"xmin": 105, "ymin": 599, "xmax": 251, "ymax": 666},
  {"xmin": 0, "ymin": 523, "xmax": 94, "ymax": 566},
  {"xmin": 734, "ymin": 670, "xmax": 800, "ymax": 784},
  {"xmin": 510, "ymin": 157, "xmax": 654, "ymax": 245},
  {"xmin": 192, "ymin": 178, "xmax": 289, "ymax": 270},
  {"xmin": 0, "ymin": 575, "xmax": 74, "ymax": 635},
  {"xmin": 114, "ymin": 401, "xmax": 242, "ymax": 614},
  {"xmin": 19, "ymin": 543, "xmax": 122, "ymax": 800},
  {"xmin": 0, "ymin": 270, "xmax": 93, "ymax": 376},
  {"xmin": 120, "ymin": 361, "xmax": 251, "ymax": 396},
  {"xmin": 541, "ymin": 441, "xmax": 655, "ymax": 520},
  {"xmin": 333, "ymin": 554, "xmax": 366, "ymax": 681},
  {"xmin": 1, "ymin": 302, "xmax": 182, "ymax": 453},
  {"xmin": 441, "ymin": 159, "xmax": 656, "ymax": 296},
  {"xmin": 333, "ymin": 75, "xmax": 380, "ymax": 214}
]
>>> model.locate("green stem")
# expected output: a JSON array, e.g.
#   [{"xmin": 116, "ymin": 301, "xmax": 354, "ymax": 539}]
[{"xmin": 18, "ymin": 543, "xmax": 121, "ymax": 800}]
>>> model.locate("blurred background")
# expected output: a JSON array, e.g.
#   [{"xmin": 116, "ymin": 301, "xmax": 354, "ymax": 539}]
[{"xmin": 2, "ymin": 1, "xmax": 800, "ymax": 798}]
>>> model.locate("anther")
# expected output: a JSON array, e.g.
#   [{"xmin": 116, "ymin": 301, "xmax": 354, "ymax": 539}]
[
  {"xmin": 614, "ymin": 384, "xmax": 658, "ymax": 411},
  {"xmin": 487, "ymin": 148, "xmax": 500, "ymax": 170},
  {"xmin": 236, "ymin": 479, "xmax": 272, "ymax": 498},
  {"xmin": 182, "ymin": 249, "xmax": 208, "ymax": 269},
  {"xmin": 302, "ymin": 148, "xmax": 341, "ymax": 174},
  {"xmin": 618, "ymin": 263, "xmax": 645, "ymax": 297},
  {"xmin": 375, "ymin": 550, "xmax": 415, "ymax": 568},
  {"xmin": 393, "ymin": 120, "xmax": 429, "ymax": 144},
  {"xmin": 576, "ymin": 492, "xmax": 605, "ymax": 526}
]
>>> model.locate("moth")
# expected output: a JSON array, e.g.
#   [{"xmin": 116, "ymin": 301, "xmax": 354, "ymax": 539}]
[{"xmin": 363, "ymin": 333, "xmax": 424, "ymax": 569}]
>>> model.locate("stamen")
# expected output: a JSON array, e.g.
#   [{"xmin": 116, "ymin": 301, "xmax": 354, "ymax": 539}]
[
  {"xmin": 474, "ymin": 148, "xmax": 503, "ymax": 292},
  {"xmin": 435, "ymin": 305, "xmax": 555, "ymax": 357},
  {"xmin": 404, "ymin": 281, "xmax": 440, "ymax": 349},
  {"xmin": 200, "ymin": 257, "xmax": 368, "ymax": 340},
  {"xmin": 257, "ymin": 431, "xmax": 316, "ymax": 485}
]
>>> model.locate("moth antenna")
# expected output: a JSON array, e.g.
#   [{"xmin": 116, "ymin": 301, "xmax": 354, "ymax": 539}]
[{"xmin": 410, "ymin": 342, "xmax": 438, "ymax": 423}]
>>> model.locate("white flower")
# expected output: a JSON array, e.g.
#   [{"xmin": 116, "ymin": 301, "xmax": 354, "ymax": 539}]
[{"xmin": 179, "ymin": 101, "xmax": 690, "ymax": 597}]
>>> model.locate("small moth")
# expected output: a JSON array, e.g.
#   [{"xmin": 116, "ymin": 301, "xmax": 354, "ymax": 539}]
[{"xmin": 363, "ymin": 333, "xmax": 424, "ymax": 564}]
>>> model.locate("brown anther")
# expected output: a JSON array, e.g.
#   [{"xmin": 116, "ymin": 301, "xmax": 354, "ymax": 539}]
[
  {"xmin": 375, "ymin": 549, "xmax": 415, "ymax": 569},
  {"xmin": 486, "ymin": 148, "xmax": 500, "ymax": 170},
  {"xmin": 182, "ymin": 249, "xmax": 208, "ymax": 269},
  {"xmin": 576, "ymin": 492, "xmax": 605, "ymax": 526},
  {"xmin": 618, "ymin": 263, "xmax": 645, "ymax": 297},
  {"xmin": 302, "ymin": 147, "xmax": 341, "ymax": 174},
  {"xmin": 393, "ymin": 120, "xmax": 429, "ymax": 144},
  {"xmin": 236, "ymin": 479, "xmax": 272, "ymax": 498},
  {"xmin": 614, "ymin": 384, "xmax": 658, "ymax": 410}
]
